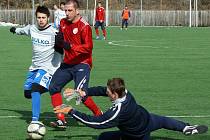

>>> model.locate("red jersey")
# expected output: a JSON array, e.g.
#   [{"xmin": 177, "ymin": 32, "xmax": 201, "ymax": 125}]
[
  {"xmin": 59, "ymin": 17, "xmax": 93, "ymax": 67},
  {"xmin": 95, "ymin": 7, "xmax": 105, "ymax": 21}
]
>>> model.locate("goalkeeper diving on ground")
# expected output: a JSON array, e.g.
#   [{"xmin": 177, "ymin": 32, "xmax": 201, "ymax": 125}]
[{"xmin": 54, "ymin": 77, "xmax": 208, "ymax": 140}]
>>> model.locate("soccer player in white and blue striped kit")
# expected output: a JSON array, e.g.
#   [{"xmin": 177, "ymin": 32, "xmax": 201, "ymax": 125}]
[{"xmin": 9, "ymin": 6, "xmax": 63, "ymax": 123}]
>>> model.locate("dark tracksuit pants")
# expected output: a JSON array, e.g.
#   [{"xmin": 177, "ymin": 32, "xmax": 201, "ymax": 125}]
[
  {"xmin": 49, "ymin": 63, "xmax": 90, "ymax": 94},
  {"xmin": 122, "ymin": 19, "xmax": 128, "ymax": 28},
  {"xmin": 98, "ymin": 113, "xmax": 187, "ymax": 140}
]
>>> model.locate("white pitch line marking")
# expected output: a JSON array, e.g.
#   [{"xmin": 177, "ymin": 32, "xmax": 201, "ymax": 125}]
[{"xmin": 108, "ymin": 40, "xmax": 169, "ymax": 48}]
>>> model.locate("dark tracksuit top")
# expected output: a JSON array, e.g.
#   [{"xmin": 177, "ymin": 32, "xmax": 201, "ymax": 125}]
[{"xmin": 69, "ymin": 86, "xmax": 151, "ymax": 137}]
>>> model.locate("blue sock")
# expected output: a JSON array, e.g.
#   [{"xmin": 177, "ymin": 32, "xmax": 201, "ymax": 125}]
[{"xmin": 31, "ymin": 92, "xmax": 41, "ymax": 121}]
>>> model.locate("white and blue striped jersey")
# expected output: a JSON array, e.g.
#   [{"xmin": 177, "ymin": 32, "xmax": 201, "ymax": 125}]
[
  {"xmin": 15, "ymin": 25, "xmax": 62, "ymax": 75},
  {"xmin": 54, "ymin": 9, "xmax": 66, "ymax": 29}
]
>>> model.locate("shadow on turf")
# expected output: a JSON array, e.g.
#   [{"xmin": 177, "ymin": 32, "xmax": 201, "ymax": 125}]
[
  {"xmin": 2, "ymin": 109, "xmax": 210, "ymax": 140},
  {"xmin": 52, "ymin": 135, "xmax": 181, "ymax": 140},
  {"xmin": 24, "ymin": 135, "xmax": 210, "ymax": 140},
  {"xmin": 40, "ymin": 135, "xmax": 210, "ymax": 140},
  {"xmin": 0, "ymin": 108, "xmax": 85, "ymax": 128},
  {"xmin": 53, "ymin": 134, "xmax": 98, "ymax": 140},
  {"xmin": 150, "ymin": 136, "xmax": 184, "ymax": 140}
]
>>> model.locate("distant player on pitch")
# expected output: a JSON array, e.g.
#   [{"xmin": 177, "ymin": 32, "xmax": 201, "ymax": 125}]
[
  {"xmin": 121, "ymin": 5, "xmax": 131, "ymax": 30},
  {"xmin": 9, "ymin": 6, "xmax": 63, "ymax": 124},
  {"xmin": 54, "ymin": 2, "xmax": 66, "ymax": 30},
  {"xmin": 94, "ymin": 1, "xmax": 107, "ymax": 40}
]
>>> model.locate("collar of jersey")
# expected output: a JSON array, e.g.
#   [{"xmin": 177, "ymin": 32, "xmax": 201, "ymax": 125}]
[
  {"xmin": 38, "ymin": 25, "xmax": 51, "ymax": 31},
  {"xmin": 112, "ymin": 94, "xmax": 126, "ymax": 105}
]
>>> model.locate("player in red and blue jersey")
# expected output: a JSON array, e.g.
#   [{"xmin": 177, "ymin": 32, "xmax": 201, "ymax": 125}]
[
  {"xmin": 94, "ymin": 1, "xmax": 107, "ymax": 40},
  {"xmin": 49, "ymin": 0, "xmax": 102, "ymax": 129}
]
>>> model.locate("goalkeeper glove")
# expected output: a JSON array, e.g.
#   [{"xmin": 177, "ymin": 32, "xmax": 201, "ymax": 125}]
[
  {"xmin": 63, "ymin": 89, "xmax": 82, "ymax": 105},
  {"xmin": 54, "ymin": 104, "xmax": 73, "ymax": 114},
  {"xmin": 10, "ymin": 27, "xmax": 16, "ymax": 34},
  {"xmin": 55, "ymin": 32, "xmax": 71, "ymax": 50}
]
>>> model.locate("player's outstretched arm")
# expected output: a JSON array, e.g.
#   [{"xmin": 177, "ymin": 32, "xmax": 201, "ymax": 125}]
[
  {"xmin": 64, "ymin": 88, "xmax": 86, "ymax": 97},
  {"xmin": 64, "ymin": 86, "xmax": 107, "ymax": 97},
  {"xmin": 10, "ymin": 25, "xmax": 31, "ymax": 35},
  {"xmin": 54, "ymin": 104, "xmax": 73, "ymax": 114}
]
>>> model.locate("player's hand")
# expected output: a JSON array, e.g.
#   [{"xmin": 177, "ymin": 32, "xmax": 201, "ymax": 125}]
[
  {"xmin": 55, "ymin": 32, "xmax": 71, "ymax": 50},
  {"xmin": 55, "ymin": 32, "xmax": 64, "ymax": 45},
  {"xmin": 77, "ymin": 89, "xmax": 86, "ymax": 97},
  {"xmin": 100, "ymin": 20, "xmax": 103, "ymax": 23},
  {"xmin": 63, "ymin": 88, "xmax": 86, "ymax": 98},
  {"xmin": 63, "ymin": 88, "xmax": 75, "ymax": 97},
  {"xmin": 10, "ymin": 27, "xmax": 16, "ymax": 34},
  {"xmin": 54, "ymin": 104, "xmax": 73, "ymax": 114}
]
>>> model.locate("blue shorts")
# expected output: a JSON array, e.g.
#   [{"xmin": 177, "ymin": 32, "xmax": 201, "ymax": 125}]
[
  {"xmin": 94, "ymin": 21, "xmax": 106, "ymax": 30},
  {"xmin": 24, "ymin": 69, "xmax": 52, "ymax": 91},
  {"xmin": 49, "ymin": 63, "xmax": 90, "ymax": 95}
]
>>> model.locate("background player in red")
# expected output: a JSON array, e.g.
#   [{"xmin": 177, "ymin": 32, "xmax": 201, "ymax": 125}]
[
  {"xmin": 49, "ymin": 0, "xmax": 102, "ymax": 129},
  {"xmin": 94, "ymin": 1, "xmax": 106, "ymax": 40},
  {"xmin": 121, "ymin": 5, "xmax": 131, "ymax": 30}
]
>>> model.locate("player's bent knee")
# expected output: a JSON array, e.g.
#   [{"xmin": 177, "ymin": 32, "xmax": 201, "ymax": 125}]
[
  {"xmin": 49, "ymin": 85, "xmax": 61, "ymax": 96},
  {"xmin": 49, "ymin": 88, "xmax": 61, "ymax": 96},
  {"xmin": 94, "ymin": 24, "xmax": 99, "ymax": 29},
  {"xmin": 31, "ymin": 83, "xmax": 47, "ymax": 94},
  {"xmin": 24, "ymin": 90, "xmax": 32, "ymax": 99}
]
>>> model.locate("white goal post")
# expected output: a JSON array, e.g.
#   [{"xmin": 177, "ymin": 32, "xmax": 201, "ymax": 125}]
[
  {"xmin": 92, "ymin": 0, "xmax": 196, "ymax": 27},
  {"xmin": 32, "ymin": 0, "xmax": 35, "ymax": 24},
  {"xmin": 105, "ymin": 0, "xmax": 109, "ymax": 26},
  {"xmin": 189, "ymin": 0, "xmax": 198, "ymax": 27}
]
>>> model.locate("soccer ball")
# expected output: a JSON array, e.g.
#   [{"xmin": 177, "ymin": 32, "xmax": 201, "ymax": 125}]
[{"xmin": 27, "ymin": 121, "xmax": 46, "ymax": 140}]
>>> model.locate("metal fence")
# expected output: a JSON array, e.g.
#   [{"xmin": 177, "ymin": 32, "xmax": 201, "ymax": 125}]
[
  {"xmin": 0, "ymin": 9, "xmax": 32, "ymax": 25},
  {"xmin": 1, "ymin": 9, "xmax": 210, "ymax": 26}
]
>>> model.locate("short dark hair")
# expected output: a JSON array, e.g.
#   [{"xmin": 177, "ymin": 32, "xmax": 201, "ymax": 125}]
[
  {"xmin": 35, "ymin": 6, "xmax": 50, "ymax": 17},
  {"xmin": 60, "ymin": 2, "xmax": 65, "ymax": 6},
  {"xmin": 66, "ymin": 0, "xmax": 80, "ymax": 9},
  {"xmin": 107, "ymin": 78, "xmax": 126, "ymax": 98}
]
